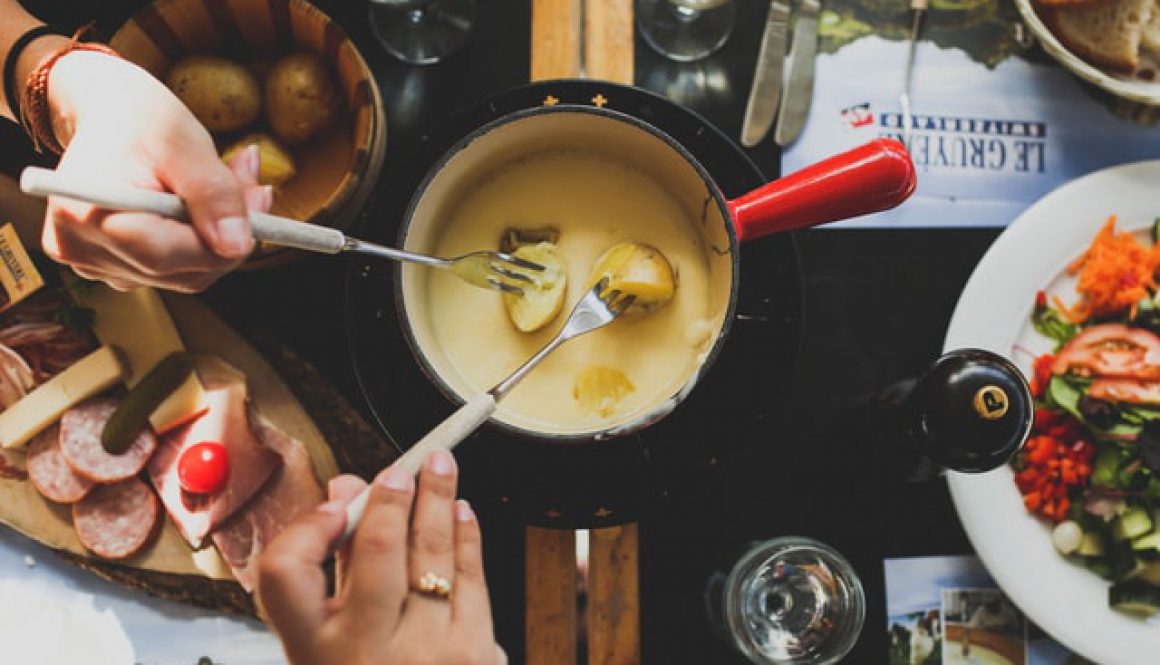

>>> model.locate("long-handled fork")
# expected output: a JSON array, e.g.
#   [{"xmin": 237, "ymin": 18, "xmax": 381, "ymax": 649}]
[
  {"xmin": 18, "ymin": 167, "xmax": 544, "ymax": 295},
  {"xmin": 340, "ymin": 277, "xmax": 635, "ymax": 542}
]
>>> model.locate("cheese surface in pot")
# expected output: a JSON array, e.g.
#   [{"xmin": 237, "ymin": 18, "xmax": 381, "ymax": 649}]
[{"xmin": 421, "ymin": 150, "xmax": 718, "ymax": 435}]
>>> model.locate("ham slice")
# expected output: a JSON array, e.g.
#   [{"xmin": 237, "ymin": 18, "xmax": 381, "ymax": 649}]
[
  {"xmin": 0, "ymin": 341, "xmax": 33, "ymax": 408},
  {"xmin": 211, "ymin": 415, "xmax": 325, "ymax": 591},
  {"xmin": 148, "ymin": 358, "xmax": 282, "ymax": 549},
  {"xmin": 0, "ymin": 448, "xmax": 25, "ymax": 481}
]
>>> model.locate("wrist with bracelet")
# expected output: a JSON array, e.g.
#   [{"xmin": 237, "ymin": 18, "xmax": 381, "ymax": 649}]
[{"xmin": 2, "ymin": 25, "xmax": 120, "ymax": 155}]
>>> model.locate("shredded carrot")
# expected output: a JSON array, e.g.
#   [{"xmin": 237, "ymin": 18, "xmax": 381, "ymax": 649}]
[{"xmin": 1057, "ymin": 215, "xmax": 1160, "ymax": 323}]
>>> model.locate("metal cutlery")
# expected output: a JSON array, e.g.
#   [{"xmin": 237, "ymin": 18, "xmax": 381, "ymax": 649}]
[
  {"xmin": 740, "ymin": 0, "xmax": 792, "ymax": 147},
  {"xmin": 18, "ymin": 167, "xmax": 544, "ymax": 295},
  {"xmin": 774, "ymin": 0, "xmax": 820, "ymax": 147},
  {"xmin": 900, "ymin": 0, "xmax": 928, "ymax": 149},
  {"xmin": 339, "ymin": 278, "xmax": 635, "ymax": 542}
]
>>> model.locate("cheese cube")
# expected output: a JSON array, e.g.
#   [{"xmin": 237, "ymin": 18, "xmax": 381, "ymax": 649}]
[
  {"xmin": 0, "ymin": 346, "xmax": 125, "ymax": 449},
  {"xmin": 83, "ymin": 286, "xmax": 207, "ymax": 432}
]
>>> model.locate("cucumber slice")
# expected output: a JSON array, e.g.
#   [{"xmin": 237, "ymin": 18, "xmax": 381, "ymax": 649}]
[
  {"xmin": 1127, "ymin": 560, "xmax": 1160, "ymax": 586},
  {"xmin": 1114, "ymin": 507, "xmax": 1153, "ymax": 541},
  {"xmin": 1078, "ymin": 531, "xmax": 1106, "ymax": 557},
  {"xmin": 1132, "ymin": 532, "xmax": 1160, "ymax": 559},
  {"xmin": 1110, "ymin": 578, "xmax": 1160, "ymax": 616}
]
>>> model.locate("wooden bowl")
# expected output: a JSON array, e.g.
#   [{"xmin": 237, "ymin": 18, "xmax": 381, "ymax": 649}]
[{"xmin": 109, "ymin": 0, "xmax": 387, "ymax": 266}]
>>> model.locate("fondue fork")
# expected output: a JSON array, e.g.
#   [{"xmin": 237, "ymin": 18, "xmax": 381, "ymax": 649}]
[
  {"xmin": 339, "ymin": 278, "xmax": 635, "ymax": 543},
  {"xmin": 18, "ymin": 167, "xmax": 544, "ymax": 296}
]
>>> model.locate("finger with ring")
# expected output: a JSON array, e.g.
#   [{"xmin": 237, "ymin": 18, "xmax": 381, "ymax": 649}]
[{"xmin": 413, "ymin": 571, "xmax": 453, "ymax": 599}]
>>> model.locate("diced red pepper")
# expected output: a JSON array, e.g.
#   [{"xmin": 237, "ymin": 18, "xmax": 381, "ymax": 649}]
[{"xmin": 1015, "ymin": 406, "xmax": 1099, "ymax": 523}]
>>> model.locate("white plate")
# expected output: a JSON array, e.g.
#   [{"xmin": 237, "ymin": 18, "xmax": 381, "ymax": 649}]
[
  {"xmin": 1014, "ymin": 0, "xmax": 1160, "ymax": 106},
  {"xmin": 944, "ymin": 160, "xmax": 1160, "ymax": 665}
]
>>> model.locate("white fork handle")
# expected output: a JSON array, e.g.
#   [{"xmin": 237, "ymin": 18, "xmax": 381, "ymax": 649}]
[
  {"xmin": 340, "ymin": 392, "xmax": 497, "ymax": 544},
  {"xmin": 18, "ymin": 166, "xmax": 347, "ymax": 254}
]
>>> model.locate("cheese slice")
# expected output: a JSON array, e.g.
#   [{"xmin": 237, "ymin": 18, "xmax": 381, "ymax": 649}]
[
  {"xmin": 83, "ymin": 286, "xmax": 207, "ymax": 432},
  {"xmin": 0, "ymin": 345, "xmax": 125, "ymax": 449}
]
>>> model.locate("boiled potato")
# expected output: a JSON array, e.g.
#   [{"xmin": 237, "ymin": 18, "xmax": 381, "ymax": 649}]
[
  {"xmin": 265, "ymin": 52, "xmax": 339, "ymax": 145},
  {"xmin": 573, "ymin": 366, "xmax": 635, "ymax": 417},
  {"xmin": 589, "ymin": 242, "xmax": 676, "ymax": 310},
  {"xmin": 502, "ymin": 243, "xmax": 567, "ymax": 333},
  {"xmin": 221, "ymin": 134, "xmax": 297, "ymax": 186},
  {"xmin": 166, "ymin": 56, "xmax": 261, "ymax": 133}
]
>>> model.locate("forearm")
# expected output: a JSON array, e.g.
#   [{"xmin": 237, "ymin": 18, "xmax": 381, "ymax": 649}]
[{"xmin": 0, "ymin": 0, "xmax": 69, "ymax": 122}]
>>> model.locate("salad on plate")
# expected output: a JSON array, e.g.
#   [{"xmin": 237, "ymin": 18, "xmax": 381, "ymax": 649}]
[{"xmin": 1017, "ymin": 215, "xmax": 1160, "ymax": 616}]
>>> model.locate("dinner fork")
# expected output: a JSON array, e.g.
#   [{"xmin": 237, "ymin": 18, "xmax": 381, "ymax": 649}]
[
  {"xmin": 18, "ymin": 167, "xmax": 544, "ymax": 295},
  {"xmin": 340, "ymin": 278, "xmax": 635, "ymax": 542}
]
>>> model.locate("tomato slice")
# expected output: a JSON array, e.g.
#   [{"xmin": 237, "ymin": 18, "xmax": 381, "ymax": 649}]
[
  {"xmin": 1051, "ymin": 323, "xmax": 1160, "ymax": 379},
  {"xmin": 1089, "ymin": 378, "xmax": 1160, "ymax": 405},
  {"xmin": 178, "ymin": 441, "xmax": 230, "ymax": 495}
]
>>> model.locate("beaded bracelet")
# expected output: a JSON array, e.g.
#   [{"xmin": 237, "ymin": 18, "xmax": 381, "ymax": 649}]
[
  {"xmin": 19, "ymin": 40, "xmax": 121, "ymax": 155},
  {"xmin": 2, "ymin": 25, "xmax": 68, "ymax": 121}
]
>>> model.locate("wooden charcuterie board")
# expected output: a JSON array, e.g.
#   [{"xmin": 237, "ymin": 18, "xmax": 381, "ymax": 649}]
[{"xmin": 0, "ymin": 293, "xmax": 343, "ymax": 614}]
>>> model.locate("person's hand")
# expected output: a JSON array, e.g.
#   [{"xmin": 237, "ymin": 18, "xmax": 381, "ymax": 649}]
[
  {"xmin": 41, "ymin": 51, "xmax": 268, "ymax": 292},
  {"xmin": 256, "ymin": 450, "xmax": 506, "ymax": 665}
]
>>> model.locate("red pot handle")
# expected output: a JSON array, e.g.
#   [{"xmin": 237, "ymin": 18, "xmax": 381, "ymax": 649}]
[{"xmin": 728, "ymin": 138, "xmax": 916, "ymax": 242}]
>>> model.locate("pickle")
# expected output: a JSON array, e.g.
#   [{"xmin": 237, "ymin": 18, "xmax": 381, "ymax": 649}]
[
  {"xmin": 588, "ymin": 242, "xmax": 676, "ymax": 310},
  {"xmin": 502, "ymin": 242, "xmax": 568, "ymax": 333},
  {"xmin": 101, "ymin": 351, "xmax": 195, "ymax": 454},
  {"xmin": 500, "ymin": 227, "xmax": 560, "ymax": 254}
]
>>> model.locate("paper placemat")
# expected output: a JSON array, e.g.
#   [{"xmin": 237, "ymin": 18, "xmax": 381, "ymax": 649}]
[
  {"xmin": 0, "ymin": 523, "xmax": 282, "ymax": 664},
  {"xmin": 885, "ymin": 555, "xmax": 1093, "ymax": 664},
  {"xmin": 781, "ymin": 0, "xmax": 1160, "ymax": 228}
]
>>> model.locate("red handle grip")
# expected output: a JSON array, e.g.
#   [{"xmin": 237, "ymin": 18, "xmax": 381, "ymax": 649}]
[{"xmin": 728, "ymin": 138, "xmax": 917, "ymax": 242}]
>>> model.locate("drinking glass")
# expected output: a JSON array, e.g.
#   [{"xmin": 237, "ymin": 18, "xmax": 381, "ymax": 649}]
[
  {"xmin": 708, "ymin": 537, "xmax": 866, "ymax": 664},
  {"xmin": 368, "ymin": 0, "xmax": 476, "ymax": 66},
  {"xmin": 636, "ymin": 0, "xmax": 736, "ymax": 62}
]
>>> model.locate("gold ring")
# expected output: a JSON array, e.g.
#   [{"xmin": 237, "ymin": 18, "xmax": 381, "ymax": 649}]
[{"xmin": 414, "ymin": 571, "xmax": 452, "ymax": 599}]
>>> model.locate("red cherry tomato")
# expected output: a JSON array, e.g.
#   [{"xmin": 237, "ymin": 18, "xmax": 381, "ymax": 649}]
[{"xmin": 178, "ymin": 441, "xmax": 229, "ymax": 494}]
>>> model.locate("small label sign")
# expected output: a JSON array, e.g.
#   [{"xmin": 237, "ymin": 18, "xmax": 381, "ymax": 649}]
[{"xmin": 973, "ymin": 385, "xmax": 1009, "ymax": 420}]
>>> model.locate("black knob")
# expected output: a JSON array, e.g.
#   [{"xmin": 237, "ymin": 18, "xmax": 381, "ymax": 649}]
[{"xmin": 907, "ymin": 349, "xmax": 1033, "ymax": 473}]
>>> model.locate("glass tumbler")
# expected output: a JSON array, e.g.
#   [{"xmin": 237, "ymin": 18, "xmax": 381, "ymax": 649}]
[
  {"xmin": 636, "ymin": 0, "xmax": 737, "ymax": 62},
  {"xmin": 368, "ymin": 0, "xmax": 476, "ymax": 66},
  {"xmin": 708, "ymin": 537, "xmax": 866, "ymax": 665}
]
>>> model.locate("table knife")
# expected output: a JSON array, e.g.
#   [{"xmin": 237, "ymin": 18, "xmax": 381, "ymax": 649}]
[
  {"xmin": 740, "ymin": 0, "xmax": 792, "ymax": 148},
  {"xmin": 900, "ymin": 0, "xmax": 928, "ymax": 148},
  {"xmin": 774, "ymin": 0, "xmax": 821, "ymax": 147}
]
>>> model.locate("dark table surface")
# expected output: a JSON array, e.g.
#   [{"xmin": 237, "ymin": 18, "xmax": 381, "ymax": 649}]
[{"xmin": 4, "ymin": 1, "xmax": 1008, "ymax": 662}]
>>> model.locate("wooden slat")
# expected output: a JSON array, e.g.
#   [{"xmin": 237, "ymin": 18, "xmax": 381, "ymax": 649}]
[
  {"xmin": 525, "ymin": 5, "xmax": 640, "ymax": 665},
  {"xmin": 583, "ymin": 5, "xmax": 640, "ymax": 665},
  {"xmin": 531, "ymin": 0, "xmax": 583, "ymax": 80},
  {"xmin": 527, "ymin": 4, "xmax": 583, "ymax": 663},
  {"xmin": 584, "ymin": 0, "xmax": 634, "ymax": 84},
  {"xmin": 587, "ymin": 525, "xmax": 640, "ymax": 665},
  {"xmin": 525, "ymin": 527, "xmax": 578, "ymax": 664}
]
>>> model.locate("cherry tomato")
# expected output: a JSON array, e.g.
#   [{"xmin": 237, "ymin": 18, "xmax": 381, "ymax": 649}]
[{"xmin": 178, "ymin": 441, "xmax": 229, "ymax": 494}]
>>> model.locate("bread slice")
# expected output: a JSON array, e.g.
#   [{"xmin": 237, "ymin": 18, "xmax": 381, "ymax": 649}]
[
  {"xmin": 1141, "ymin": 0, "xmax": 1160, "ymax": 55},
  {"xmin": 1041, "ymin": 0, "xmax": 1153, "ymax": 72}
]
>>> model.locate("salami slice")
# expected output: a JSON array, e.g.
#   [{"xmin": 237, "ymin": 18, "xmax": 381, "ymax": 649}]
[
  {"xmin": 72, "ymin": 477, "xmax": 158, "ymax": 559},
  {"xmin": 60, "ymin": 397, "xmax": 157, "ymax": 483},
  {"xmin": 26, "ymin": 424, "xmax": 92, "ymax": 503}
]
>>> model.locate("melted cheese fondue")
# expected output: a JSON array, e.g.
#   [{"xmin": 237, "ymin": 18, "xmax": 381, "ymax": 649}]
[{"xmin": 423, "ymin": 150, "xmax": 717, "ymax": 435}]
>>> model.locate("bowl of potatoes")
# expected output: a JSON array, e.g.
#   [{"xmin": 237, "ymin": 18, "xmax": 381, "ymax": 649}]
[{"xmin": 110, "ymin": 0, "xmax": 386, "ymax": 266}]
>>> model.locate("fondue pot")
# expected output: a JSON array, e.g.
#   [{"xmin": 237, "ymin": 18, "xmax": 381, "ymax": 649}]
[
  {"xmin": 346, "ymin": 81, "xmax": 913, "ymax": 526},
  {"xmin": 393, "ymin": 106, "xmax": 914, "ymax": 441}
]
